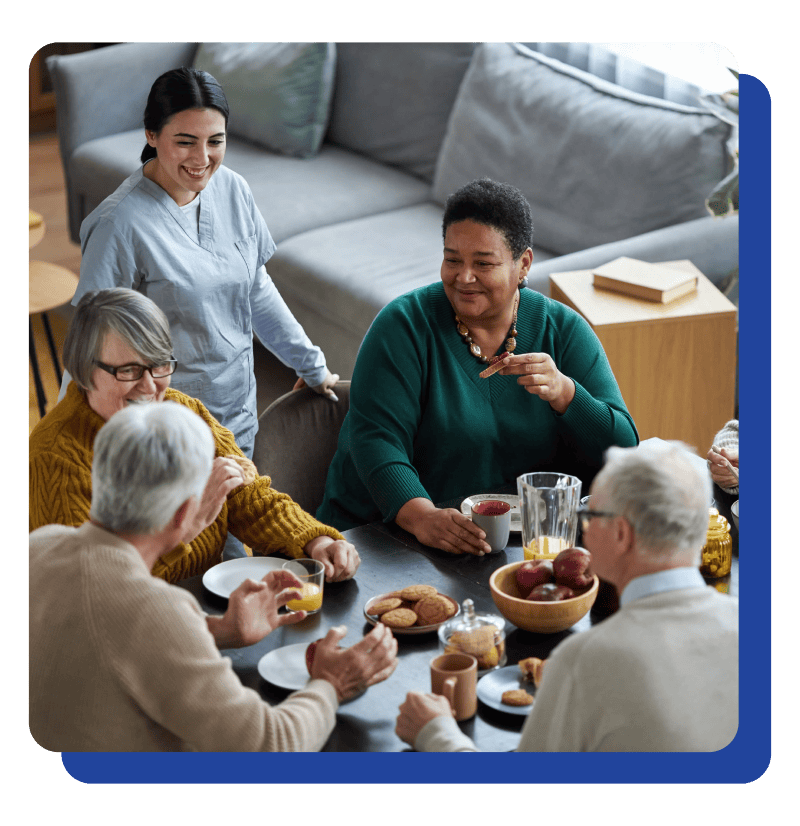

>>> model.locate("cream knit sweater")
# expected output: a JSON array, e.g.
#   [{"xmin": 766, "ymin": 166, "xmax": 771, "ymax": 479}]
[{"xmin": 29, "ymin": 522, "xmax": 339, "ymax": 752}]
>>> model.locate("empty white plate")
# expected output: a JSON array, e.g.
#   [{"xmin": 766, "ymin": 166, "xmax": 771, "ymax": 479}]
[{"xmin": 202, "ymin": 556, "xmax": 285, "ymax": 599}]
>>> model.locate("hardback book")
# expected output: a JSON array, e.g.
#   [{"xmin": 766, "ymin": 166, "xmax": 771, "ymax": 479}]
[{"xmin": 592, "ymin": 257, "xmax": 699, "ymax": 303}]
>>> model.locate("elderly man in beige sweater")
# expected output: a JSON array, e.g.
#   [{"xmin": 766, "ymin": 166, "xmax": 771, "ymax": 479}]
[
  {"xmin": 29, "ymin": 401, "xmax": 397, "ymax": 752},
  {"xmin": 396, "ymin": 441, "xmax": 738, "ymax": 752}
]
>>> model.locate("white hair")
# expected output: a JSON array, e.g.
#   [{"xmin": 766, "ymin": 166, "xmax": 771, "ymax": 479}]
[
  {"xmin": 594, "ymin": 441, "xmax": 711, "ymax": 564},
  {"xmin": 90, "ymin": 402, "xmax": 214, "ymax": 535}
]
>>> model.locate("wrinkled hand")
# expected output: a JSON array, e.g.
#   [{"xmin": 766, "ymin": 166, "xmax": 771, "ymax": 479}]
[
  {"xmin": 206, "ymin": 570, "xmax": 306, "ymax": 649},
  {"xmin": 397, "ymin": 499, "xmax": 490, "ymax": 556},
  {"xmin": 185, "ymin": 456, "xmax": 246, "ymax": 543},
  {"xmin": 707, "ymin": 445, "xmax": 739, "ymax": 488},
  {"xmin": 304, "ymin": 536, "xmax": 360, "ymax": 581},
  {"xmin": 498, "ymin": 353, "xmax": 575, "ymax": 413},
  {"xmin": 395, "ymin": 691, "xmax": 454, "ymax": 747},
  {"xmin": 310, "ymin": 623, "xmax": 399, "ymax": 703},
  {"xmin": 293, "ymin": 370, "xmax": 340, "ymax": 401}
]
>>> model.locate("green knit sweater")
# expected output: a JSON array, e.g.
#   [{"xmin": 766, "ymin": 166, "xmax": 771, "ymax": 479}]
[{"xmin": 317, "ymin": 283, "xmax": 638, "ymax": 530}]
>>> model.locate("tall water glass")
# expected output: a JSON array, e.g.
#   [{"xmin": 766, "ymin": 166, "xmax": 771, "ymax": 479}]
[{"xmin": 517, "ymin": 472, "xmax": 582, "ymax": 561}]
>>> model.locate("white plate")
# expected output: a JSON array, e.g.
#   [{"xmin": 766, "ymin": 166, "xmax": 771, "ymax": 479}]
[
  {"xmin": 476, "ymin": 665, "xmax": 536, "ymax": 716},
  {"xmin": 202, "ymin": 556, "xmax": 285, "ymax": 599},
  {"xmin": 363, "ymin": 592, "xmax": 460, "ymax": 635},
  {"xmin": 257, "ymin": 643, "xmax": 310, "ymax": 691},
  {"xmin": 461, "ymin": 494, "xmax": 521, "ymax": 533}
]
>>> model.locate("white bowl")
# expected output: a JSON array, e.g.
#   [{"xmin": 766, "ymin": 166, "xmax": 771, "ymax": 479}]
[{"xmin": 730, "ymin": 500, "xmax": 739, "ymax": 531}]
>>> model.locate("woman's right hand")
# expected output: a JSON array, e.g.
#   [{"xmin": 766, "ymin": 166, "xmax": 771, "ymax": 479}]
[
  {"xmin": 185, "ymin": 456, "xmax": 246, "ymax": 542},
  {"xmin": 396, "ymin": 498, "xmax": 491, "ymax": 556}
]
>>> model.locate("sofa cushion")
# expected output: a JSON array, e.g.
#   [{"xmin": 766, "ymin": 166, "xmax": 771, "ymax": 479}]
[
  {"xmin": 70, "ymin": 131, "xmax": 431, "ymax": 244},
  {"xmin": 432, "ymin": 42, "xmax": 734, "ymax": 255},
  {"xmin": 194, "ymin": 43, "xmax": 336, "ymax": 158},
  {"xmin": 327, "ymin": 43, "xmax": 476, "ymax": 182}
]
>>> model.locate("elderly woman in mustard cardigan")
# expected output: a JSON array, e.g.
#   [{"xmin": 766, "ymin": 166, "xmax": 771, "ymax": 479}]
[{"xmin": 29, "ymin": 288, "xmax": 358, "ymax": 584}]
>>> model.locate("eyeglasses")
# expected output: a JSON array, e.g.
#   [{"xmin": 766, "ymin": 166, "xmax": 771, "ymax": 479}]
[
  {"xmin": 576, "ymin": 504, "xmax": 617, "ymax": 531},
  {"xmin": 93, "ymin": 358, "xmax": 177, "ymax": 382}
]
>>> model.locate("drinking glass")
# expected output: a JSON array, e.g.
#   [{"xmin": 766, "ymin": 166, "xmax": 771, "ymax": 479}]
[
  {"xmin": 517, "ymin": 472, "xmax": 582, "ymax": 561},
  {"xmin": 282, "ymin": 558, "xmax": 325, "ymax": 614}
]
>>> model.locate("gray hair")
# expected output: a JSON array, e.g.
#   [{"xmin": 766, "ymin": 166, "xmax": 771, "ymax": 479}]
[
  {"xmin": 593, "ymin": 441, "xmax": 711, "ymax": 564},
  {"xmin": 90, "ymin": 402, "xmax": 214, "ymax": 535},
  {"xmin": 63, "ymin": 289, "xmax": 173, "ymax": 391}
]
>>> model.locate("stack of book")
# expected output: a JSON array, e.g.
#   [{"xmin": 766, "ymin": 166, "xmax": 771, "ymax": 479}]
[{"xmin": 592, "ymin": 257, "xmax": 699, "ymax": 304}]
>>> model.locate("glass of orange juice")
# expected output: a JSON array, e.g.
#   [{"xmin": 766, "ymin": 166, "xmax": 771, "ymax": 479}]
[
  {"xmin": 517, "ymin": 472, "xmax": 581, "ymax": 561},
  {"xmin": 282, "ymin": 559, "xmax": 325, "ymax": 615}
]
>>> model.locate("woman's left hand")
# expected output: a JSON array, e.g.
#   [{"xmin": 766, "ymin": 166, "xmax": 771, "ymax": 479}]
[
  {"xmin": 304, "ymin": 535, "xmax": 360, "ymax": 581},
  {"xmin": 498, "ymin": 353, "xmax": 575, "ymax": 413},
  {"xmin": 293, "ymin": 370, "xmax": 340, "ymax": 401}
]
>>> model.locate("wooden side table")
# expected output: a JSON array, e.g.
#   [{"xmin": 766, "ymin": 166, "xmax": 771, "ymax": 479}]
[
  {"xmin": 549, "ymin": 260, "xmax": 737, "ymax": 453},
  {"xmin": 29, "ymin": 260, "xmax": 79, "ymax": 419}
]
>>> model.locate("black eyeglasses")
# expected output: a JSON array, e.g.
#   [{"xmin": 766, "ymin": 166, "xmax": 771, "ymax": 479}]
[
  {"xmin": 576, "ymin": 504, "xmax": 617, "ymax": 531},
  {"xmin": 94, "ymin": 358, "xmax": 177, "ymax": 382}
]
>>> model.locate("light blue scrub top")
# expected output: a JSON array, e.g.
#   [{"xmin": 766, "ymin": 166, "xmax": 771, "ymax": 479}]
[{"xmin": 74, "ymin": 164, "xmax": 327, "ymax": 450}]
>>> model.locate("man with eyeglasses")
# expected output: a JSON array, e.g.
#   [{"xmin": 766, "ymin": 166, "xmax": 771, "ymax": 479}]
[
  {"xmin": 396, "ymin": 441, "xmax": 739, "ymax": 752},
  {"xmin": 30, "ymin": 289, "xmax": 360, "ymax": 588}
]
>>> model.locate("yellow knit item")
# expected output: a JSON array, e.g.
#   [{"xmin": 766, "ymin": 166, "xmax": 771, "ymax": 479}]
[{"xmin": 29, "ymin": 383, "xmax": 343, "ymax": 583}]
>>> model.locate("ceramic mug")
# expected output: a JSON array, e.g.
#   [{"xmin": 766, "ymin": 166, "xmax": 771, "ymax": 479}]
[
  {"xmin": 430, "ymin": 652, "xmax": 478, "ymax": 721},
  {"xmin": 471, "ymin": 500, "xmax": 512, "ymax": 552}
]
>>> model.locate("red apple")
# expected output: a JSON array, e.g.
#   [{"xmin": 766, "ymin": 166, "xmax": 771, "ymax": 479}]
[
  {"xmin": 553, "ymin": 547, "xmax": 594, "ymax": 590},
  {"xmin": 515, "ymin": 560, "xmax": 554, "ymax": 597},
  {"xmin": 305, "ymin": 640, "xmax": 320, "ymax": 675},
  {"xmin": 527, "ymin": 583, "xmax": 575, "ymax": 602}
]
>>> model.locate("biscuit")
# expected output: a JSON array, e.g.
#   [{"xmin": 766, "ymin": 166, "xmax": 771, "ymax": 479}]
[
  {"xmin": 380, "ymin": 608, "xmax": 418, "ymax": 628},
  {"xmin": 479, "ymin": 351, "xmax": 510, "ymax": 379},
  {"xmin": 399, "ymin": 585, "xmax": 438, "ymax": 602},
  {"xmin": 414, "ymin": 594, "xmax": 454, "ymax": 626},
  {"xmin": 501, "ymin": 689, "xmax": 534, "ymax": 707},
  {"xmin": 518, "ymin": 657, "xmax": 546, "ymax": 688},
  {"xmin": 368, "ymin": 598, "xmax": 402, "ymax": 616},
  {"xmin": 476, "ymin": 646, "xmax": 500, "ymax": 670},
  {"xmin": 226, "ymin": 454, "xmax": 258, "ymax": 485},
  {"xmin": 449, "ymin": 627, "xmax": 496, "ymax": 657}
]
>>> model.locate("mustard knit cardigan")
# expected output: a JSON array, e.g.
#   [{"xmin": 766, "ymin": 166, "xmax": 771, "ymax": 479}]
[{"xmin": 29, "ymin": 383, "xmax": 344, "ymax": 582}]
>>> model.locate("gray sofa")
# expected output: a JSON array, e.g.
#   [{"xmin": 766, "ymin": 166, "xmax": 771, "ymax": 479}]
[{"xmin": 47, "ymin": 42, "xmax": 738, "ymax": 379}]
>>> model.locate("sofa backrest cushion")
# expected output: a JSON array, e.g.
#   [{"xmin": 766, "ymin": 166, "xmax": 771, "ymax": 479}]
[
  {"xmin": 432, "ymin": 43, "xmax": 734, "ymax": 255},
  {"xmin": 195, "ymin": 43, "xmax": 336, "ymax": 158},
  {"xmin": 326, "ymin": 42, "xmax": 476, "ymax": 182}
]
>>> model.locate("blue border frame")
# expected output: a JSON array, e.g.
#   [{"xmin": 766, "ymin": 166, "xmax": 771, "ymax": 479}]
[{"xmin": 59, "ymin": 73, "xmax": 770, "ymax": 785}]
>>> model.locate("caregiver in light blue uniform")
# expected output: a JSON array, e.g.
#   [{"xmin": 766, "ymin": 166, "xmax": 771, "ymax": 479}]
[{"xmin": 63, "ymin": 67, "xmax": 338, "ymax": 458}]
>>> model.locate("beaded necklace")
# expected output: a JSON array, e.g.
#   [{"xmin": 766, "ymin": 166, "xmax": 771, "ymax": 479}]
[{"xmin": 454, "ymin": 290, "xmax": 519, "ymax": 363}]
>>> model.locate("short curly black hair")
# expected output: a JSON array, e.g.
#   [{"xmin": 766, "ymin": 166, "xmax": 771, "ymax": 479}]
[{"xmin": 442, "ymin": 178, "xmax": 533, "ymax": 259}]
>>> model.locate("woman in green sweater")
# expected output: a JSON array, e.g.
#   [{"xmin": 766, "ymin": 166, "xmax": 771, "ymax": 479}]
[{"xmin": 317, "ymin": 179, "xmax": 638, "ymax": 554}]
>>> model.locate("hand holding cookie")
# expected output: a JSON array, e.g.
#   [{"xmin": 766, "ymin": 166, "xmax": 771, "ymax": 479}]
[{"xmin": 496, "ymin": 352, "xmax": 575, "ymax": 413}]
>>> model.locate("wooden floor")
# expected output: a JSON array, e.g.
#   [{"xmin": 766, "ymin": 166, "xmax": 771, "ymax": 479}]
[{"xmin": 28, "ymin": 133, "xmax": 297, "ymax": 434}]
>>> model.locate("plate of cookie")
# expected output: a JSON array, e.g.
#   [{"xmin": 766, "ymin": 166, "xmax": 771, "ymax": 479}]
[
  {"xmin": 364, "ymin": 585, "xmax": 460, "ymax": 635},
  {"xmin": 476, "ymin": 664, "xmax": 536, "ymax": 716},
  {"xmin": 461, "ymin": 494, "xmax": 521, "ymax": 532}
]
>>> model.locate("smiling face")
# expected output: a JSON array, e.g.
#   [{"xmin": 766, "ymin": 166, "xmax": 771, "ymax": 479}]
[
  {"xmin": 144, "ymin": 107, "xmax": 226, "ymax": 205},
  {"xmin": 84, "ymin": 331, "xmax": 171, "ymax": 422},
  {"xmin": 441, "ymin": 220, "xmax": 532, "ymax": 325}
]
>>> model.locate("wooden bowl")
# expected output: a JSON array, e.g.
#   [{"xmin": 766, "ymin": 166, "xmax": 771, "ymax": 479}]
[{"xmin": 489, "ymin": 561, "xmax": 599, "ymax": 634}]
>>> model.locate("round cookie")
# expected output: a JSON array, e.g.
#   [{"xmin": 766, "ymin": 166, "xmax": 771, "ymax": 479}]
[
  {"xmin": 380, "ymin": 608, "xmax": 418, "ymax": 629},
  {"xmin": 501, "ymin": 688, "xmax": 534, "ymax": 707},
  {"xmin": 415, "ymin": 594, "xmax": 455, "ymax": 626},
  {"xmin": 399, "ymin": 584, "xmax": 438, "ymax": 602},
  {"xmin": 368, "ymin": 598, "xmax": 403, "ymax": 616}
]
